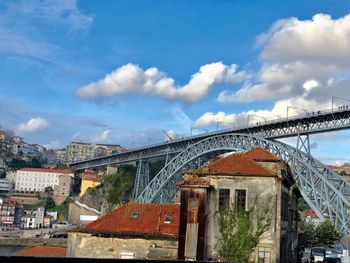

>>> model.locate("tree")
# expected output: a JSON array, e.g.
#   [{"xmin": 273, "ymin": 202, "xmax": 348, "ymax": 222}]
[
  {"xmin": 300, "ymin": 220, "xmax": 342, "ymax": 248},
  {"xmin": 54, "ymin": 163, "xmax": 68, "ymax": 169},
  {"xmin": 217, "ymin": 194, "xmax": 273, "ymax": 263},
  {"xmin": 45, "ymin": 197, "xmax": 56, "ymax": 209}
]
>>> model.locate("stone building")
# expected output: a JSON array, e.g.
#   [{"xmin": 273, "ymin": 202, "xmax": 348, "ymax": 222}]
[
  {"xmin": 67, "ymin": 202, "xmax": 179, "ymax": 259},
  {"xmin": 177, "ymin": 148, "xmax": 300, "ymax": 263},
  {"xmin": 53, "ymin": 173, "xmax": 74, "ymax": 204}
]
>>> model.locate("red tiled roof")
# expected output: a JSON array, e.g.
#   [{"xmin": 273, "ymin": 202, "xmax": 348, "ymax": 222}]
[
  {"xmin": 244, "ymin": 147, "xmax": 281, "ymax": 162},
  {"xmin": 82, "ymin": 171, "xmax": 101, "ymax": 182},
  {"xmin": 79, "ymin": 202, "xmax": 179, "ymax": 238},
  {"xmin": 15, "ymin": 246, "xmax": 66, "ymax": 257},
  {"xmin": 188, "ymin": 152, "xmax": 274, "ymax": 177},
  {"xmin": 17, "ymin": 168, "xmax": 73, "ymax": 174},
  {"xmin": 177, "ymin": 177, "xmax": 210, "ymax": 187}
]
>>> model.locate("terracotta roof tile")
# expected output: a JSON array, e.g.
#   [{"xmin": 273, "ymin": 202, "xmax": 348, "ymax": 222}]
[
  {"xmin": 177, "ymin": 177, "xmax": 210, "ymax": 187},
  {"xmin": 244, "ymin": 148, "xmax": 281, "ymax": 162},
  {"xmin": 15, "ymin": 246, "xmax": 66, "ymax": 257},
  {"xmin": 17, "ymin": 168, "xmax": 73, "ymax": 174},
  {"xmin": 82, "ymin": 171, "xmax": 101, "ymax": 182},
  {"xmin": 188, "ymin": 152, "xmax": 274, "ymax": 177},
  {"xmin": 79, "ymin": 202, "xmax": 179, "ymax": 238}
]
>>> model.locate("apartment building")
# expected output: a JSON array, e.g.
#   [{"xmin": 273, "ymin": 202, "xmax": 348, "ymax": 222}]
[
  {"xmin": 66, "ymin": 142, "xmax": 95, "ymax": 163},
  {"xmin": 15, "ymin": 168, "xmax": 73, "ymax": 193}
]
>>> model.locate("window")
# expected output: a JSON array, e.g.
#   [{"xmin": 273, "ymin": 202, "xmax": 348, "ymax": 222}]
[
  {"xmin": 164, "ymin": 216, "xmax": 172, "ymax": 223},
  {"xmin": 218, "ymin": 189, "xmax": 230, "ymax": 211},
  {"xmin": 131, "ymin": 212, "xmax": 139, "ymax": 218},
  {"xmin": 258, "ymin": 247, "xmax": 271, "ymax": 263},
  {"xmin": 235, "ymin": 189, "xmax": 246, "ymax": 212}
]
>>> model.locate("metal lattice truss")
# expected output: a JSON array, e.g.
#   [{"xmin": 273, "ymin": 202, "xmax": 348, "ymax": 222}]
[
  {"xmin": 136, "ymin": 133, "xmax": 350, "ymax": 236},
  {"xmin": 70, "ymin": 109, "xmax": 350, "ymax": 171},
  {"xmin": 132, "ymin": 160, "xmax": 150, "ymax": 200}
]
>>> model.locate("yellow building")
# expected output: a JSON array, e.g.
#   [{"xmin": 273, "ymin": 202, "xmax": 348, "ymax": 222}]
[{"xmin": 80, "ymin": 171, "xmax": 101, "ymax": 197}]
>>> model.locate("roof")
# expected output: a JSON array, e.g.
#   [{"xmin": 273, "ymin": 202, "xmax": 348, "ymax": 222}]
[
  {"xmin": 177, "ymin": 177, "xmax": 210, "ymax": 187},
  {"xmin": 17, "ymin": 168, "xmax": 73, "ymax": 174},
  {"xmin": 188, "ymin": 152, "xmax": 274, "ymax": 177},
  {"xmin": 82, "ymin": 171, "xmax": 101, "ymax": 182},
  {"xmin": 77, "ymin": 202, "xmax": 180, "ymax": 239},
  {"xmin": 244, "ymin": 148, "xmax": 281, "ymax": 162},
  {"xmin": 15, "ymin": 246, "xmax": 66, "ymax": 257}
]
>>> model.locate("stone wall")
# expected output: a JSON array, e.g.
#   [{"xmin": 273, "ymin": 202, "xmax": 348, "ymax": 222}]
[
  {"xmin": 67, "ymin": 232, "xmax": 178, "ymax": 260},
  {"xmin": 68, "ymin": 202, "xmax": 100, "ymax": 226}
]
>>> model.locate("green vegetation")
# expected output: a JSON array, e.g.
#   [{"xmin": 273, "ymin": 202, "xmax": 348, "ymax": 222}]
[
  {"xmin": 298, "ymin": 198, "xmax": 311, "ymax": 211},
  {"xmin": 217, "ymin": 194, "xmax": 273, "ymax": 263},
  {"xmin": 8, "ymin": 157, "xmax": 42, "ymax": 169},
  {"xmin": 300, "ymin": 220, "xmax": 342, "ymax": 248},
  {"xmin": 54, "ymin": 163, "xmax": 69, "ymax": 169},
  {"xmin": 103, "ymin": 165, "xmax": 136, "ymax": 204},
  {"xmin": 47, "ymin": 197, "xmax": 73, "ymax": 220}
]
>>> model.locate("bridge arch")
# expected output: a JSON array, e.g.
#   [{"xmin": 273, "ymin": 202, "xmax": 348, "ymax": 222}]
[{"xmin": 136, "ymin": 133, "xmax": 350, "ymax": 236}]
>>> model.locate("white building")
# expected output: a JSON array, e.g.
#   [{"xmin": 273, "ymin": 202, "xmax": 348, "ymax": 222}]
[
  {"xmin": 0, "ymin": 178, "xmax": 13, "ymax": 192},
  {"xmin": 15, "ymin": 168, "xmax": 74, "ymax": 193}
]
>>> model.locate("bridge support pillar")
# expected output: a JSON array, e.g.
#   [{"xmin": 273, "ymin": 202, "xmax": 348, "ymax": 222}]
[{"xmin": 132, "ymin": 160, "xmax": 150, "ymax": 201}]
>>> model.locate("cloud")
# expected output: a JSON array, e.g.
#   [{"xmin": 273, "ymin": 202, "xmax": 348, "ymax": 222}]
[
  {"xmin": 218, "ymin": 13, "xmax": 350, "ymax": 104},
  {"xmin": 76, "ymin": 62, "xmax": 247, "ymax": 104},
  {"xmin": 90, "ymin": 130, "xmax": 112, "ymax": 143},
  {"xmin": 0, "ymin": 0, "xmax": 92, "ymax": 62},
  {"xmin": 44, "ymin": 140, "xmax": 61, "ymax": 149},
  {"xmin": 17, "ymin": 117, "xmax": 49, "ymax": 133}
]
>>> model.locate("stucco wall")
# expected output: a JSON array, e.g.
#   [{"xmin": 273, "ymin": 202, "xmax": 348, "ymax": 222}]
[
  {"xmin": 67, "ymin": 232, "xmax": 178, "ymax": 259},
  {"xmin": 206, "ymin": 175, "xmax": 280, "ymax": 262}
]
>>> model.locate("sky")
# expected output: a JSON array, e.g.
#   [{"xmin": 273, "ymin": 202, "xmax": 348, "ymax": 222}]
[{"xmin": 0, "ymin": 0, "xmax": 350, "ymax": 164}]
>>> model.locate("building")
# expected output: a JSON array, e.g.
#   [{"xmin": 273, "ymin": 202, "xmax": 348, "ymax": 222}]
[
  {"xmin": 0, "ymin": 198, "xmax": 22, "ymax": 227},
  {"xmin": 177, "ymin": 148, "xmax": 300, "ymax": 262},
  {"xmin": 35, "ymin": 206, "xmax": 45, "ymax": 228},
  {"xmin": 65, "ymin": 142, "xmax": 95, "ymax": 163},
  {"xmin": 15, "ymin": 246, "xmax": 66, "ymax": 257},
  {"xmin": 21, "ymin": 212, "xmax": 36, "ymax": 229},
  {"xmin": 79, "ymin": 171, "xmax": 101, "ymax": 197},
  {"xmin": 94, "ymin": 143, "xmax": 125, "ymax": 157},
  {"xmin": 15, "ymin": 168, "xmax": 73, "ymax": 193},
  {"xmin": 53, "ymin": 173, "xmax": 74, "ymax": 204},
  {"xmin": 0, "ymin": 178, "xmax": 13, "ymax": 192},
  {"xmin": 67, "ymin": 202, "xmax": 179, "ymax": 259},
  {"xmin": 68, "ymin": 199, "xmax": 101, "ymax": 226},
  {"xmin": 55, "ymin": 149, "xmax": 66, "ymax": 163}
]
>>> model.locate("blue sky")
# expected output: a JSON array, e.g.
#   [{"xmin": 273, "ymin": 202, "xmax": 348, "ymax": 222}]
[{"xmin": 0, "ymin": 0, "xmax": 350, "ymax": 164}]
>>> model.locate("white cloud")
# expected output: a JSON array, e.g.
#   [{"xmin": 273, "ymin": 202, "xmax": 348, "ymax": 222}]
[
  {"xmin": 44, "ymin": 140, "xmax": 61, "ymax": 149},
  {"xmin": 90, "ymin": 130, "xmax": 112, "ymax": 142},
  {"xmin": 17, "ymin": 117, "xmax": 49, "ymax": 133},
  {"xmin": 218, "ymin": 13, "xmax": 350, "ymax": 104},
  {"xmin": 0, "ymin": 0, "xmax": 92, "ymax": 62},
  {"xmin": 76, "ymin": 62, "xmax": 247, "ymax": 104}
]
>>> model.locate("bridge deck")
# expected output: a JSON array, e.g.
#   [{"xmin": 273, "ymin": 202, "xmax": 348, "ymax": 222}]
[{"xmin": 70, "ymin": 109, "xmax": 350, "ymax": 171}]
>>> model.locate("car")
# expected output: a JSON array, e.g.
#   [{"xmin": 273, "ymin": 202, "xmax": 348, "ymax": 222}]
[{"xmin": 310, "ymin": 247, "xmax": 326, "ymax": 263}]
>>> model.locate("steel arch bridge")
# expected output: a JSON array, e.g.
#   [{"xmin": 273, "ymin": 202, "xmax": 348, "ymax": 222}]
[{"xmin": 136, "ymin": 133, "xmax": 350, "ymax": 237}]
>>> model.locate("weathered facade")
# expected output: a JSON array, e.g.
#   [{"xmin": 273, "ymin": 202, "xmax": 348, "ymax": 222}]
[
  {"xmin": 67, "ymin": 202, "xmax": 179, "ymax": 260},
  {"xmin": 178, "ymin": 148, "xmax": 300, "ymax": 263}
]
